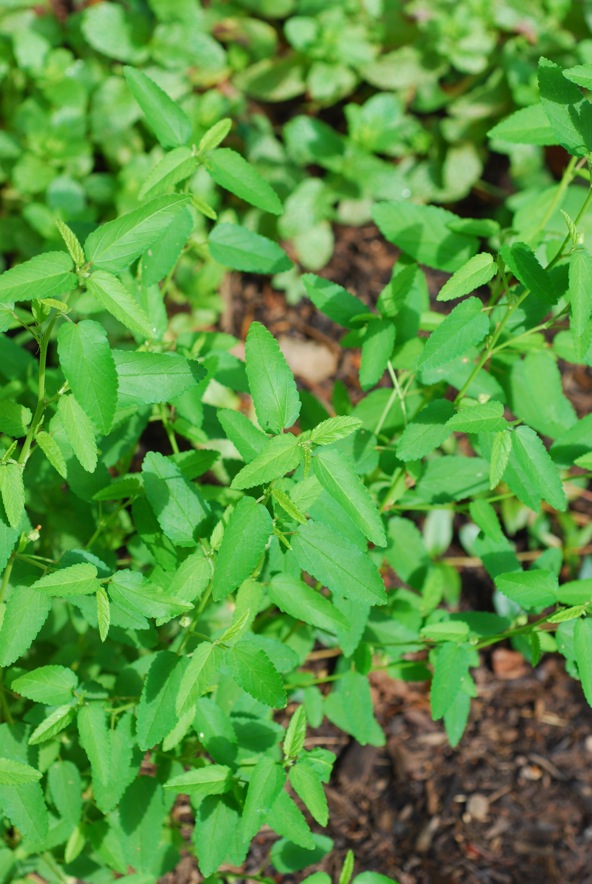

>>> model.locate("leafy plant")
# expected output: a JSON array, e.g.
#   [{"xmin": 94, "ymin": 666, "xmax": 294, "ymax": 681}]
[
  {"xmin": 2, "ymin": 0, "xmax": 591, "ymax": 296},
  {"xmin": 2, "ymin": 48, "xmax": 592, "ymax": 884}
]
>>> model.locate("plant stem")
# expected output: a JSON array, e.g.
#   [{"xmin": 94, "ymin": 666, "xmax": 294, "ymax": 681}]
[
  {"xmin": 532, "ymin": 155, "xmax": 579, "ymax": 241},
  {"xmin": 387, "ymin": 360, "xmax": 408, "ymax": 425},
  {"xmin": 18, "ymin": 313, "xmax": 58, "ymax": 465},
  {"xmin": 160, "ymin": 404, "xmax": 180, "ymax": 455},
  {"xmin": 0, "ymin": 552, "xmax": 16, "ymax": 604},
  {"xmin": 454, "ymin": 290, "xmax": 528, "ymax": 404}
]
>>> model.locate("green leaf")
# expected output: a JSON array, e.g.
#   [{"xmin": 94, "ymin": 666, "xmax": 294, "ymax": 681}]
[
  {"xmin": 231, "ymin": 434, "xmax": 301, "ymax": 490},
  {"xmin": 267, "ymin": 790, "xmax": 315, "ymax": 850},
  {"xmin": 176, "ymin": 642, "xmax": 221, "ymax": 715},
  {"xmin": 93, "ymin": 476, "xmax": 142, "ymax": 502},
  {"xmin": 291, "ymin": 521, "xmax": 386, "ymax": 606},
  {"xmin": 558, "ymin": 579, "xmax": 592, "ymax": 604},
  {"xmin": 505, "ymin": 426, "xmax": 566, "ymax": 511},
  {"xmin": 574, "ymin": 618, "xmax": 592, "ymax": 706},
  {"xmin": 31, "ymin": 563, "xmax": 99, "ymax": 597},
  {"xmin": 503, "ymin": 242, "xmax": 555, "ymax": 299},
  {"xmin": 270, "ymin": 834, "xmax": 334, "ymax": 875},
  {"xmin": 212, "ymin": 497, "xmax": 273, "ymax": 601},
  {"xmin": 136, "ymin": 651, "xmax": 188, "ymax": 751},
  {"xmin": 35, "ymin": 431, "xmax": 67, "ymax": 478},
  {"xmin": 206, "ymin": 148, "xmax": 282, "ymax": 215},
  {"xmin": 488, "ymin": 103, "xmax": 556, "ymax": 145},
  {"xmin": 0, "ymin": 252, "xmax": 76, "ymax": 305},
  {"xmin": 165, "ymin": 765, "xmax": 233, "ymax": 798},
  {"xmin": 78, "ymin": 706, "xmax": 138, "ymax": 815},
  {"xmin": 209, "ymin": 223, "xmax": 292, "ymax": 273},
  {"xmin": 168, "ymin": 548, "xmax": 212, "ymax": 607},
  {"xmin": 283, "ymin": 706, "xmax": 307, "ymax": 759},
  {"xmin": 114, "ymin": 350, "xmax": 205, "ymax": 404},
  {"xmin": 324, "ymin": 671, "xmax": 384, "ymax": 746},
  {"xmin": 272, "ymin": 488, "xmax": 307, "ymax": 524},
  {"xmin": 419, "ymin": 297, "xmax": 489, "ymax": 372},
  {"xmin": 124, "ymin": 66, "xmax": 192, "ymax": 148},
  {"xmin": 309, "ymin": 416, "xmax": 362, "ymax": 446},
  {"xmin": 443, "ymin": 687, "xmax": 471, "ymax": 748},
  {"xmin": 269, "ymin": 574, "xmax": 348, "ymax": 633},
  {"xmin": 489, "ymin": 429, "xmax": 512, "ymax": 489},
  {"xmin": 495, "ymin": 570, "xmax": 558, "ymax": 610},
  {"xmin": 302, "ymin": 274, "xmax": 367, "ymax": 328},
  {"xmin": 0, "ymin": 463, "xmax": 25, "ymax": 529},
  {"xmin": 0, "ymin": 400, "xmax": 32, "ymax": 438},
  {"xmin": 48, "ymin": 760, "xmax": 82, "ymax": 825},
  {"xmin": 218, "ymin": 409, "xmax": 268, "ymax": 462},
  {"xmin": 194, "ymin": 795, "xmax": 241, "ymax": 877},
  {"xmin": 55, "ymin": 218, "xmax": 85, "ymax": 268},
  {"xmin": 538, "ymin": 57, "xmax": 592, "ymax": 156},
  {"xmin": 509, "ymin": 350, "xmax": 576, "ymax": 440},
  {"xmin": 312, "ymin": 447, "xmax": 386, "ymax": 546},
  {"xmin": 340, "ymin": 851, "xmax": 355, "ymax": 884},
  {"xmin": 564, "ymin": 64, "xmax": 592, "ymax": 88},
  {"xmin": 142, "ymin": 206, "xmax": 194, "ymax": 285},
  {"xmin": 0, "ymin": 586, "xmax": 51, "ymax": 667},
  {"xmin": 29, "ymin": 704, "xmax": 76, "ymax": 745},
  {"xmin": 396, "ymin": 399, "xmax": 455, "ymax": 461},
  {"xmin": 82, "ymin": 3, "xmax": 148, "ymax": 62},
  {"xmin": 0, "ymin": 779, "xmax": 48, "ymax": 843},
  {"xmin": 373, "ymin": 201, "xmax": 478, "ymax": 272},
  {"xmin": 225, "ymin": 640, "xmax": 286, "ymax": 708},
  {"xmin": 115, "ymin": 777, "xmax": 168, "ymax": 876},
  {"xmin": 0, "ymin": 758, "xmax": 42, "ymax": 786},
  {"xmin": 97, "ymin": 586, "xmax": 110, "ymax": 642},
  {"xmin": 57, "ymin": 394, "xmax": 97, "ymax": 473},
  {"xmin": 85, "ymin": 194, "xmax": 190, "ymax": 273},
  {"xmin": 12, "ymin": 665, "xmax": 78, "ymax": 705},
  {"xmin": 289, "ymin": 762, "xmax": 328, "ymax": 826},
  {"xmin": 142, "ymin": 451, "xmax": 210, "ymax": 547},
  {"xmin": 438, "ymin": 253, "xmax": 496, "ymax": 302},
  {"xmin": 57, "ymin": 320, "xmax": 118, "ymax": 435},
  {"xmin": 111, "ymin": 570, "xmax": 192, "ymax": 623},
  {"xmin": 240, "ymin": 756, "xmax": 286, "ymax": 842},
  {"xmin": 414, "ymin": 456, "xmax": 489, "ymax": 503},
  {"xmin": 359, "ymin": 318, "xmax": 396, "ymax": 390},
  {"xmin": 245, "ymin": 321, "xmax": 301, "ymax": 433},
  {"xmin": 86, "ymin": 271, "xmax": 154, "ymax": 339},
  {"xmin": 430, "ymin": 643, "xmax": 471, "ymax": 720},
  {"xmin": 139, "ymin": 146, "xmax": 197, "ymax": 200},
  {"xmin": 447, "ymin": 400, "xmax": 506, "ymax": 434},
  {"xmin": 199, "ymin": 118, "xmax": 232, "ymax": 152},
  {"xmin": 569, "ymin": 248, "xmax": 592, "ymax": 357}
]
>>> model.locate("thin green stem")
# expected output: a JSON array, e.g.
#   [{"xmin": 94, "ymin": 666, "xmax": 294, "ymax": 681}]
[
  {"xmin": 0, "ymin": 552, "xmax": 16, "ymax": 604},
  {"xmin": 160, "ymin": 404, "xmax": 180, "ymax": 455},
  {"xmin": 533, "ymin": 155, "xmax": 579, "ymax": 241},
  {"xmin": 387, "ymin": 360, "xmax": 408, "ymax": 425},
  {"xmin": 177, "ymin": 578, "xmax": 214, "ymax": 655},
  {"xmin": 473, "ymin": 610, "xmax": 561, "ymax": 651},
  {"xmin": 84, "ymin": 501, "xmax": 129, "ymax": 550},
  {"xmin": 454, "ymin": 290, "xmax": 528, "ymax": 404},
  {"xmin": 18, "ymin": 313, "xmax": 59, "ymax": 465},
  {"xmin": 547, "ymin": 168, "xmax": 592, "ymax": 270}
]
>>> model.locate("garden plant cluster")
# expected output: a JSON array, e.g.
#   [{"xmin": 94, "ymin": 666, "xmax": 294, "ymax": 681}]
[{"xmin": 1, "ymin": 1, "xmax": 592, "ymax": 882}]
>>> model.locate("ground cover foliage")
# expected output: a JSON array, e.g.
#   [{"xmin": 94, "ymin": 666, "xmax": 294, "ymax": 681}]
[{"xmin": 1, "ymin": 3, "xmax": 592, "ymax": 883}]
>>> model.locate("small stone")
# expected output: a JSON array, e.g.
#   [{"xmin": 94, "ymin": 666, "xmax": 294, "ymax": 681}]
[{"xmin": 466, "ymin": 793, "xmax": 489, "ymax": 822}]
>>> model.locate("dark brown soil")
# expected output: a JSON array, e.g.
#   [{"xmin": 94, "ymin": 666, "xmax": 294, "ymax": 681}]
[{"xmin": 163, "ymin": 223, "xmax": 592, "ymax": 884}]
